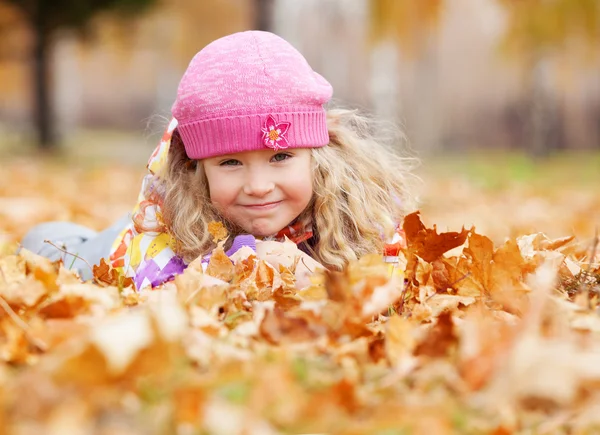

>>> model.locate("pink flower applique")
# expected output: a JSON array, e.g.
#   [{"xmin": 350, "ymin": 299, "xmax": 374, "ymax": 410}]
[{"xmin": 261, "ymin": 115, "xmax": 291, "ymax": 150}]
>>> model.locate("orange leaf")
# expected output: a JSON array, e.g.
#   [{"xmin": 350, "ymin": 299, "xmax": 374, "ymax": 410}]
[
  {"xmin": 206, "ymin": 245, "xmax": 235, "ymax": 282},
  {"xmin": 92, "ymin": 258, "xmax": 133, "ymax": 289},
  {"xmin": 403, "ymin": 211, "xmax": 469, "ymax": 263},
  {"xmin": 207, "ymin": 221, "xmax": 228, "ymax": 243},
  {"xmin": 414, "ymin": 311, "xmax": 457, "ymax": 358},
  {"xmin": 462, "ymin": 232, "xmax": 495, "ymax": 295},
  {"xmin": 259, "ymin": 306, "xmax": 321, "ymax": 345}
]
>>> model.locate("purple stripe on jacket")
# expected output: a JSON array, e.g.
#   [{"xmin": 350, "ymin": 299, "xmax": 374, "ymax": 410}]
[
  {"xmin": 135, "ymin": 255, "xmax": 187, "ymax": 289},
  {"xmin": 201, "ymin": 234, "xmax": 257, "ymax": 264}
]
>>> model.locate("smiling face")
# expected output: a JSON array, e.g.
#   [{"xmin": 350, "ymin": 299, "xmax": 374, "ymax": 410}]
[{"xmin": 202, "ymin": 148, "xmax": 313, "ymax": 237}]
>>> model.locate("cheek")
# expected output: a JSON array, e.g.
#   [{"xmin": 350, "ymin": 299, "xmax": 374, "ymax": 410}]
[
  {"xmin": 206, "ymin": 174, "xmax": 235, "ymax": 210},
  {"xmin": 287, "ymin": 164, "xmax": 313, "ymax": 202},
  {"xmin": 210, "ymin": 186, "xmax": 232, "ymax": 209}
]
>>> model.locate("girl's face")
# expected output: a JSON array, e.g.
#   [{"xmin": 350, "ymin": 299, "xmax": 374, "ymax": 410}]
[{"xmin": 203, "ymin": 148, "xmax": 313, "ymax": 237}]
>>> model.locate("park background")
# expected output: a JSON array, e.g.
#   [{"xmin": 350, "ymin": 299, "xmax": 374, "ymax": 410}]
[
  {"xmin": 0, "ymin": 0, "xmax": 599, "ymax": 243},
  {"xmin": 0, "ymin": 2, "xmax": 600, "ymax": 433}
]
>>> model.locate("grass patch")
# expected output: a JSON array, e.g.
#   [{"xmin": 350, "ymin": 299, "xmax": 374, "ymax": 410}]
[{"xmin": 420, "ymin": 150, "xmax": 600, "ymax": 189}]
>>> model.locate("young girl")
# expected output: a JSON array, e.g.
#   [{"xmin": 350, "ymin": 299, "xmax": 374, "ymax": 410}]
[{"xmin": 21, "ymin": 30, "xmax": 414, "ymax": 290}]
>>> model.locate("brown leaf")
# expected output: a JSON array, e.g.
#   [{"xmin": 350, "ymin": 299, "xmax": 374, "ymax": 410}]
[
  {"xmin": 425, "ymin": 294, "xmax": 476, "ymax": 318},
  {"xmin": 255, "ymin": 260, "xmax": 281, "ymax": 293},
  {"xmin": 259, "ymin": 306, "xmax": 321, "ymax": 345},
  {"xmin": 273, "ymin": 288, "xmax": 301, "ymax": 311},
  {"xmin": 402, "ymin": 211, "xmax": 469, "ymax": 263},
  {"xmin": 20, "ymin": 248, "xmax": 59, "ymax": 292},
  {"xmin": 207, "ymin": 221, "xmax": 228, "ymax": 243},
  {"xmin": 463, "ymin": 232, "xmax": 494, "ymax": 291},
  {"xmin": 0, "ymin": 255, "xmax": 26, "ymax": 285},
  {"xmin": 432, "ymin": 258, "xmax": 452, "ymax": 292},
  {"xmin": 0, "ymin": 319, "xmax": 36, "ymax": 365},
  {"xmin": 174, "ymin": 386, "xmax": 205, "ymax": 424},
  {"xmin": 92, "ymin": 258, "xmax": 113, "ymax": 286},
  {"xmin": 541, "ymin": 235, "xmax": 575, "ymax": 251},
  {"xmin": 38, "ymin": 295, "xmax": 91, "ymax": 319},
  {"xmin": 279, "ymin": 264, "xmax": 296, "ymax": 291},
  {"xmin": 92, "ymin": 258, "xmax": 133, "ymax": 289},
  {"xmin": 491, "ymin": 239, "xmax": 532, "ymax": 293},
  {"xmin": 454, "ymin": 256, "xmax": 483, "ymax": 297},
  {"xmin": 368, "ymin": 334, "xmax": 386, "ymax": 363},
  {"xmin": 414, "ymin": 311, "xmax": 457, "ymax": 358},
  {"xmin": 324, "ymin": 270, "xmax": 350, "ymax": 302},
  {"xmin": 0, "ymin": 276, "xmax": 47, "ymax": 309},
  {"xmin": 232, "ymin": 254, "xmax": 256, "ymax": 283},
  {"xmin": 385, "ymin": 315, "xmax": 415, "ymax": 365},
  {"xmin": 206, "ymin": 245, "xmax": 235, "ymax": 282},
  {"xmin": 332, "ymin": 378, "xmax": 358, "ymax": 413}
]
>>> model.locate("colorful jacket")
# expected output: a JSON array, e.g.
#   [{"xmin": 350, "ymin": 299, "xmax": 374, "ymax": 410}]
[{"xmin": 110, "ymin": 118, "xmax": 186, "ymax": 290}]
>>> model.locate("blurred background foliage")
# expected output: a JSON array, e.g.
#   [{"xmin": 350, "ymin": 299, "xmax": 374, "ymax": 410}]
[{"xmin": 0, "ymin": 0, "xmax": 598, "ymax": 158}]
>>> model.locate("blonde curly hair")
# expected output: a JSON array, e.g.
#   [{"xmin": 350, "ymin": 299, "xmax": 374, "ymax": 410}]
[{"xmin": 162, "ymin": 108, "xmax": 417, "ymax": 270}]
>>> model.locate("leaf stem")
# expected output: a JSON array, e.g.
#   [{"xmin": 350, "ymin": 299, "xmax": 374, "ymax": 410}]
[
  {"xmin": 43, "ymin": 240, "xmax": 93, "ymax": 273},
  {"xmin": 0, "ymin": 295, "xmax": 47, "ymax": 352}
]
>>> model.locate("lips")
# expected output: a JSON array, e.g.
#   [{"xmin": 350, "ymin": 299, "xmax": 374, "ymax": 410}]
[{"xmin": 241, "ymin": 201, "xmax": 282, "ymax": 210}]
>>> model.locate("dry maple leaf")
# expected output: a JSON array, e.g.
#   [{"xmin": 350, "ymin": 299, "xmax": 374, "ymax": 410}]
[
  {"xmin": 1, "ymin": 276, "xmax": 47, "ymax": 309},
  {"xmin": 208, "ymin": 221, "xmax": 228, "ymax": 243},
  {"xmin": 402, "ymin": 211, "xmax": 470, "ymax": 263},
  {"xmin": 92, "ymin": 258, "xmax": 133, "ymax": 289},
  {"xmin": 402, "ymin": 212, "xmax": 470, "ymax": 296},
  {"xmin": 385, "ymin": 315, "xmax": 416, "ymax": 366},
  {"xmin": 462, "ymin": 232, "xmax": 494, "ymax": 293},
  {"xmin": 206, "ymin": 245, "xmax": 235, "ymax": 282},
  {"xmin": 0, "ymin": 255, "xmax": 26, "ymax": 285},
  {"xmin": 414, "ymin": 311, "xmax": 457, "ymax": 358},
  {"xmin": 19, "ymin": 249, "xmax": 59, "ymax": 292},
  {"xmin": 324, "ymin": 270, "xmax": 350, "ymax": 302},
  {"xmin": 259, "ymin": 306, "xmax": 321, "ymax": 345}
]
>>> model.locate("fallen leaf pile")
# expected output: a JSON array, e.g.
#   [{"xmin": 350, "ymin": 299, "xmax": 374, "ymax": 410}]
[{"xmin": 0, "ymin": 158, "xmax": 599, "ymax": 433}]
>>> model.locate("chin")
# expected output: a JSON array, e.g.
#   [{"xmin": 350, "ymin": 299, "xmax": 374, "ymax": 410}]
[
  {"xmin": 244, "ymin": 223, "xmax": 280, "ymax": 238},
  {"xmin": 249, "ymin": 228, "xmax": 275, "ymax": 238}
]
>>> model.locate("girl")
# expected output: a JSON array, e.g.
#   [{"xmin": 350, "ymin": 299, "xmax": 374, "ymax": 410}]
[{"xmin": 21, "ymin": 31, "xmax": 414, "ymax": 290}]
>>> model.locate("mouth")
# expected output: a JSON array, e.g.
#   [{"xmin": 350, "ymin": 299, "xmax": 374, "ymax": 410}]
[{"xmin": 241, "ymin": 201, "xmax": 282, "ymax": 210}]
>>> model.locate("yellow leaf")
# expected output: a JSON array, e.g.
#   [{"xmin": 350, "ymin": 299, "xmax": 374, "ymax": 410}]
[
  {"xmin": 206, "ymin": 245, "xmax": 234, "ymax": 282},
  {"xmin": 207, "ymin": 221, "xmax": 228, "ymax": 243}
]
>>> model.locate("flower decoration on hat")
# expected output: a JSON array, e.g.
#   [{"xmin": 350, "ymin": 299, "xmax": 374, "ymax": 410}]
[{"xmin": 261, "ymin": 115, "xmax": 291, "ymax": 150}]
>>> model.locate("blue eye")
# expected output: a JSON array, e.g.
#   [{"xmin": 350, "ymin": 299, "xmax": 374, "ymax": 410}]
[
  {"xmin": 220, "ymin": 159, "xmax": 241, "ymax": 166},
  {"xmin": 271, "ymin": 153, "xmax": 291, "ymax": 162}
]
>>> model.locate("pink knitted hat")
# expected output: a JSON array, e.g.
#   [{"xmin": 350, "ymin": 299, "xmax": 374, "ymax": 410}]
[{"xmin": 171, "ymin": 31, "xmax": 333, "ymax": 159}]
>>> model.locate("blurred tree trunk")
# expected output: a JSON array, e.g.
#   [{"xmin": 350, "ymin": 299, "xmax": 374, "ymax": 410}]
[
  {"xmin": 527, "ymin": 56, "xmax": 564, "ymax": 156},
  {"xmin": 412, "ymin": 32, "xmax": 440, "ymax": 154},
  {"xmin": 498, "ymin": 0, "xmax": 597, "ymax": 154},
  {"xmin": 254, "ymin": 0, "xmax": 274, "ymax": 32},
  {"xmin": 368, "ymin": 0, "xmax": 444, "ymax": 153},
  {"xmin": 3, "ymin": 0, "xmax": 158, "ymax": 150},
  {"xmin": 32, "ymin": 3, "xmax": 55, "ymax": 150}
]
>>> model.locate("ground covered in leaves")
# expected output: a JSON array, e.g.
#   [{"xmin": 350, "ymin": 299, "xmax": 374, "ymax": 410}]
[{"xmin": 0, "ymin": 154, "xmax": 599, "ymax": 434}]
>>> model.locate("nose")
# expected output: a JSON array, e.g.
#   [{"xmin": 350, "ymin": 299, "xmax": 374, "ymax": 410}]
[{"xmin": 243, "ymin": 170, "xmax": 275, "ymax": 197}]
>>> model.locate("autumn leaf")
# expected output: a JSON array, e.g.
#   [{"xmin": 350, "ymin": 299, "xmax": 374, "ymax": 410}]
[
  {"xmin": 403, "ymin": 211, "xmax": 470, "ymax": 263},
  {"xmin": 403, "ymin": 212, "xmax": 470, "ymax": 294},
  {"xmin": 92, "ymin": 258, "xmax": 133, "ymax": 289},
  {"xmin": 19, "ymin": 248, "xmax": 59, "ymax": 292},
  {"xmin": 208, "ymin": 221, "xmax": 228, "ymax": 243},
  {"xmin": 205, "ymin": 244, "xmax": 235, "ymax": 282},
  {"xmin": 259, "ymin": 306, "xmax": 322, "ymax": 345},
  {"xmin": 414, "ymin": 311, "xmax": 457, "ymax": 358},
  {"xmin": 385, "ymin": 315, "xmax": 415, "ymax": 366},
  {"xmin": 3, "ymin": 158, "xmax": 600, "ymax": 433},
  {"xmin": 0, "ymin": 277, "xmax": 47, "ymax": 309},
  {"xmin": 0, "ymin": 255, "xmax": 26, "ymax": 285}
]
